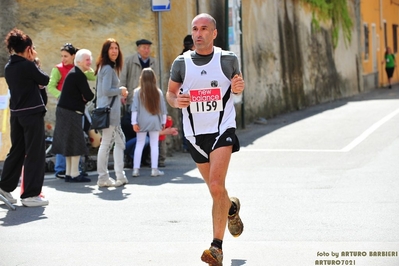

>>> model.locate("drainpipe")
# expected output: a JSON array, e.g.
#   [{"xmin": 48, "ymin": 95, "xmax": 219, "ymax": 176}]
[
  {"xmin": 239, "ymin": 2, "xmax": 245, "ymax": 129},
  {"xmin": 158, "ymin": 12, "xmax": 163, "ymax": 92},
  {"xmin": 380, "ymin": 0, "xmax": 383, "ymax": 30},
  {"xmin": 226, "ymin": 0, "xmax": 245, "ymax": 129}
]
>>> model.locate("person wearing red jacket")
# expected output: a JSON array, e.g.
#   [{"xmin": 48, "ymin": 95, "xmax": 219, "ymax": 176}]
[{"xmin": 158, "ymin": 115, "xmax": 178, "ymax": 167}]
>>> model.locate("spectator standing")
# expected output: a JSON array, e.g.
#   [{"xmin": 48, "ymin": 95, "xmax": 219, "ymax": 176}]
[
  {"xmin": 95, "ymin": 38, "xmax": 129, "ymax": 187},
  {"xmin": 131, "ymin": 68, "xmax": 167, "ymax": 177},
  {"xmin": 119, "ymin": 39, "xmax": 159, "ymax": 109},
  {"xmin": 180, "ymin": 34, "xmax": 195, "ymax": 152},
  {"xmin": 0, "ymin": 28, "xmax": 49, "ymax": 207},
  {"xmin": 47, "ymin": 43, "xmax": 95, "ymax": 178},
  {"xmin": 181, "ymin": 34, "xmax": 195, "ymax": 54},
  {"xmin": 51, "ymin": 49, "xmax": 94, "ymax": 183},
  {"xmin": 121, "ymin": 111, "xmax": 150, "ymax": 168}
]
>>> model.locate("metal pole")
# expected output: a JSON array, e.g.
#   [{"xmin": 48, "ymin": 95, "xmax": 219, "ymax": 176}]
[
  {"xmin": 158, "ymin": 12, "xmax": 163, "ymax": 92},
  {"xmin": 225, "ymin": 0, "xmax": 229, "ymax": 51}
]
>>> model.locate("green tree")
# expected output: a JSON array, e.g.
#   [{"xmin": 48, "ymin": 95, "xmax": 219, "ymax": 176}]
[{"xmin": 301, "ymin": 0, "xmax": 353, "ymax": 48}]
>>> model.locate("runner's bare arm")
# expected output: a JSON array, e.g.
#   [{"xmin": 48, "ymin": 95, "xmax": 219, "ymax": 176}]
[
  {"xmin": 231, "ymin": 74, "xmax": 245, "ymax": 95},
  {"xmin": 167, "ymin": 79, "xmax": 190, "ymax": 109}
]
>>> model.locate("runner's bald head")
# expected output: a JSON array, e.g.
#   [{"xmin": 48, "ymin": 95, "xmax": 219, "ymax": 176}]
[{"xmin": 192, "ymin": 13, "xmax": 217, "ymax": 30}]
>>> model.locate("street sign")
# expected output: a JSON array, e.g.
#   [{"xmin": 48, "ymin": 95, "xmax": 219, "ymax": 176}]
[{"xmin": 152, "ymin": 0, "xmax": 170, "ymax": 11}]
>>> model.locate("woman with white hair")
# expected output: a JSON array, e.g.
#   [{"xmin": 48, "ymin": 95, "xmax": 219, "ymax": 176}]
[{"xmin": 51, "ymin": 49, "xmax": 95, "ymax": 182}]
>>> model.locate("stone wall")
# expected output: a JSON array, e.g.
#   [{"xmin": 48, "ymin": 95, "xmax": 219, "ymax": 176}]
[{"xmin": 241, "ymin": 0, "xmax": 361, "ymax": 122}]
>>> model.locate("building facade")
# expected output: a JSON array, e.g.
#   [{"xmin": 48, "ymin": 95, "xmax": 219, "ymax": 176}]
[{"xmin": 361, "ymin": 0, "xmax": 399, "ymax": 89}]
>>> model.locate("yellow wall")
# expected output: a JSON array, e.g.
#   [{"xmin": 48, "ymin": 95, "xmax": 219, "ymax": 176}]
[{"xmin": 362, "ymin": 0, "xmax": 399, "ymax": 86}]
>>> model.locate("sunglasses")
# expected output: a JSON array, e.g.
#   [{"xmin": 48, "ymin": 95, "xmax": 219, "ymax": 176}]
[{"xmin": 62, "ymin": 43, "xmax": 75, "ymax": 52}]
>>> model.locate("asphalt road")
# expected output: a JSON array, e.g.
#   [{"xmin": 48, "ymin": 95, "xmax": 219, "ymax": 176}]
[{"xmin": 1, "ymin": 86, "xmax": 399, "ymax": 266}]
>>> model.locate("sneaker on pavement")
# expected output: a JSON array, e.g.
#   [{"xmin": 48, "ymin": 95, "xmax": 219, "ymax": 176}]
[
  {"xmin": 64, "ymin": 175, "xmax": 71, "ymax": 182},
  {"xmin": 132, "ymin": 168, "xmax": 140, "ymax": 177},
  {"xmin": 97, "ymin": 177, "xmax": 116, "ymax": 187},
  {"xmin": 151, "ymin": 169, "xmax": 164, "ymax": 177},
  {"xmin": 21, "ymin": 196, "xmax": 49, "ymax": 207},
  {"xmin": 115, "ymin": 177, "xmax": 128, "ymax": 187},
  {"xmin": 201, "ymin": 246, "xmax": 223, "ymax": 266},
  {"xmin": 70, "ymin": 174, "xmax": 91, "ymax": 183},
  {"xmin": 0, "ymin": 187, "xmax": 17, "ymax": 204},
  {"xmin": 228, "ymin": 197, "xmax": 243, "ymax": 237},
  {"xmin": 55, "ymin": 171, "xmax": 66, "ymax": 179}
]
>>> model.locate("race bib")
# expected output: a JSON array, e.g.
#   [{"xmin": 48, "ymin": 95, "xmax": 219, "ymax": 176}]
[{"xmin": 189, "ymin": 88, "xmax": 223, "ymax": 113}]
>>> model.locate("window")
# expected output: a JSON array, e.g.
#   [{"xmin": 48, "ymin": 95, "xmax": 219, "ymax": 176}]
[
  {"xmin": 393, "ymin": 24, "xmax": 398, "ymax": 53},
  {"xmin": 364, "ymin": 23, "xmax": 369, "ymax": 60},
  {"xmin": 384, "ymin": 21, "xmax": 387, "ymax": 49}
]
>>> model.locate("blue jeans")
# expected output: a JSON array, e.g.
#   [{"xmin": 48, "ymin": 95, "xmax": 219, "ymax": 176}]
[
  {"xmin": 125, "ymin": 136, "xmax": 150, "ymax": 159},
  {"xmin": 55, "ymin": 154, "xmax": 66, "ymax": 174},
  {"xmin": 55, "ymin": 154, "xmax": 86, "ymax": 173}
]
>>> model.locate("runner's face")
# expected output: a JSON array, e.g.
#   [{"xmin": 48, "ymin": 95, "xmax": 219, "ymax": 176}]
[{"xmin": 192, "ymin": 17, "xmax": 217, "ymax": 53}]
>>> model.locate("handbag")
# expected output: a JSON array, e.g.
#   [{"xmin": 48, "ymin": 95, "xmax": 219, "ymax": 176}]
[{"xmin": 90, "ymin": 96, "xmax": 116, "ymax": 130}]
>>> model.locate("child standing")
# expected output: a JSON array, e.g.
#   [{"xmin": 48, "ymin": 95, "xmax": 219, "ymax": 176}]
[{"xmin": 131, "ymin": 68, "xmax": 167, "ymax": 177}]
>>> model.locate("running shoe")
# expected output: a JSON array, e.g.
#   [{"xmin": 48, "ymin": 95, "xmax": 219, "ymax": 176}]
[
  {"xmin": 228, "ymin": 197, "xmax": 244, "ymax": 237},
  {"xmin": 201, "ymin": 246, "xmax": 223, "ymax": 266}
]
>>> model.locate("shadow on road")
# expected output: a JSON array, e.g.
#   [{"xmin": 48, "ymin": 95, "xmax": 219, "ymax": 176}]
[
  {"xmin": 0, "ymin": 206, "xmax": 46, "ymax": 226},
  {"xmin": 231, "ymin": 259, "xmax": 247, "ymax": 265}
]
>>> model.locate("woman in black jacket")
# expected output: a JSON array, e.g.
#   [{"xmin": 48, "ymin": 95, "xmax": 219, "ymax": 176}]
[
  {"xmin": 0, "ymin": 28, "xmax": 50, "ymax": 207},
  {"xmin": 51, "ymin": 49, "xmax": 94, "ymax": 183}
]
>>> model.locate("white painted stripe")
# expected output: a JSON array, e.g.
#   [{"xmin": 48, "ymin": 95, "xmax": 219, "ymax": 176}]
[
  {"xmin": 241, "ymin": 107, "xmax": 399, "ymax": 153},
  {"xmin": 340, "ymin": 107, "xmax": 399, "ymax": 152},
  {"xmin": 241, "ymin": 148, "xmax": 339, "ymax": 152}
]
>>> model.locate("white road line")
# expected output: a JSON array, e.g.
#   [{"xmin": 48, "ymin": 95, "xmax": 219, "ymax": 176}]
[
  {"xmin": 241, "ymin": 148, "xmax": 339, "ymax": 152},
  {"xmin": 340, "ymin": 107, "xmax": 399, "ymax": 152},
  {"xmin": 242, "ymin": 107, "xmax": 399, "ymax": 153}
]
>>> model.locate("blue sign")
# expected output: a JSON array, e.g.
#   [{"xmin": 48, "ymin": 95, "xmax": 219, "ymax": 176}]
[{"xmin": 152, "ymin": 0, "xmax": 171, "ymax": 11}]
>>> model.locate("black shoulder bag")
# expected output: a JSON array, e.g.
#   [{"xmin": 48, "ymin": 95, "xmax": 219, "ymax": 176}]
[{"xmin": 90, "ymin": 95, "xmax": 116, "ymax": 130}]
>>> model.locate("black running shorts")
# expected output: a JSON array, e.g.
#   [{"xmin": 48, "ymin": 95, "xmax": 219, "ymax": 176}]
[
  {"xmin": 386, "ymin": 67, "xmax": 395, "ymax": 78},
  {"xmin": 186, "ymin": 128, "xmax": 240, "ymax": 164}
]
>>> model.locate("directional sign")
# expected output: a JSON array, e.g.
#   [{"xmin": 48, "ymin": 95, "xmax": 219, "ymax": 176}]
[{"xmin": 152, "ymin": 0, "xmax": 170, "ymax": 11}]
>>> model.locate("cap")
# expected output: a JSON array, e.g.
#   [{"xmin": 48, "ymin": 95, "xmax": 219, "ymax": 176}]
[
  {"xmin": 136, "ymin": 39, "xmax": 152, "ymax": 46},
  {"xmin": 183, "ymin": 35, "xmax": 193, "ymax": 46}
]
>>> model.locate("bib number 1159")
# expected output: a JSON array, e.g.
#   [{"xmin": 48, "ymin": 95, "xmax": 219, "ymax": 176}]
[{"xmin": 189, "ymin": 88, "xmax": 223, "ymax": 113}]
